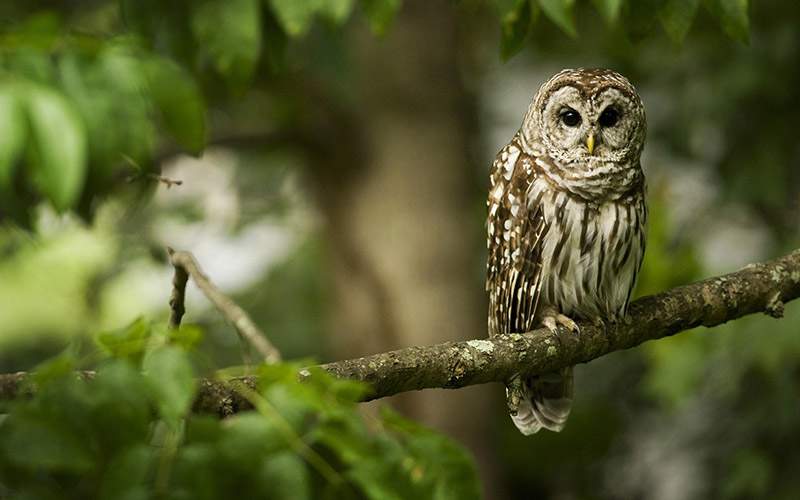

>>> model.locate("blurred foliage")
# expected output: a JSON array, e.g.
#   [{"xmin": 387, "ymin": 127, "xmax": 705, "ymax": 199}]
[
  {"xmin": 2, "ymin": 0, "xmax": 800, "ymax": 499},
  {"xmin": 0, "ymin": 0, "xmax": 750, "ymax": 224},
  {"xmin": 0, "ymin": 320, "xmax": 480, "ymax": 499}
]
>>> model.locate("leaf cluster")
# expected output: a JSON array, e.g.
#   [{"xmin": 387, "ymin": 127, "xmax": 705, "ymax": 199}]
[
  {"xmin": 0, "ymin": 319, "xmax": 481, "ymax": 499},
  {"xmin": 497, "ymin": 0, "xmax": 750, "ymax": 60}
]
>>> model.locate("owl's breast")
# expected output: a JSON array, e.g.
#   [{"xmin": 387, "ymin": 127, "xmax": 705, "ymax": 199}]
[{"xmin": 534, "ymin": 178, "xmax": 646, "ymax": 320}]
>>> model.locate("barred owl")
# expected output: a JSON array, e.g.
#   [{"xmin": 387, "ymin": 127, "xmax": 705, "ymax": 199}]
[{"xmin": 486, "ymin": 68, "xmax": 647, "ymax": 435}]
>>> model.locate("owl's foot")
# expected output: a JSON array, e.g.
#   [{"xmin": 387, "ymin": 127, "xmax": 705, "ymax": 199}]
[{"xmin": 541, "ymin": 312, "xmax": 580, "ymax": 336}]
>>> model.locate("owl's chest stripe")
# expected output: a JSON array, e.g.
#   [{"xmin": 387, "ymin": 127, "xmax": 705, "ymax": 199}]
[{"xmin": 535, "ymin": 187, "xmax": 644, "ymax": 319}]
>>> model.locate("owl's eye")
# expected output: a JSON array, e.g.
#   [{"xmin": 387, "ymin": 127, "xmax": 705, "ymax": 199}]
[
  {"xmin": 559, "ymin": 109, "xmax": 581, "ymax": 127},
  {"xmin": 599, "ymin": 107, "xmax": 620, "ymax": 127}
]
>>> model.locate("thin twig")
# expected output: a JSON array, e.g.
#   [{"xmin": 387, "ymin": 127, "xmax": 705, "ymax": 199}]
[{"xmin": 166, "ymin": 248, "xmax": 282, "ymax": 364}]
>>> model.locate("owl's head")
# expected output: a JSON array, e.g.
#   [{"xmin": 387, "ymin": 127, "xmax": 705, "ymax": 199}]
[{"xmin": 522, "ymin": 68, "xmax": 646, "ymax": 165}]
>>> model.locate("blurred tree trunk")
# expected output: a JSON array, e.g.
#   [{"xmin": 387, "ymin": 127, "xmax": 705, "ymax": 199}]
[{"xmin": 308, "ymin": 1, "xmax": 507, "ymax": 497}]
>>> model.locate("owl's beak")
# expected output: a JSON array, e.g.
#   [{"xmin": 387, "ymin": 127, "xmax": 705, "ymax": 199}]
[{"xmin": 586, "ymin": 133, "xmax": 596, "ymax": 155}]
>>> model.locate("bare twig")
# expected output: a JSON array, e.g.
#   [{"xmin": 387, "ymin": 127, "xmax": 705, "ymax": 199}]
[{"xmin": 166, "ymin": 248, "xmax": 282, "ymax": 364}]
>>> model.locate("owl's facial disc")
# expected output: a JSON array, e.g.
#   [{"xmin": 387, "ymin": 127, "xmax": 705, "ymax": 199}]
[{"xmin": 539, "ymin": 85, "xmax": 642, "ymax": 164}]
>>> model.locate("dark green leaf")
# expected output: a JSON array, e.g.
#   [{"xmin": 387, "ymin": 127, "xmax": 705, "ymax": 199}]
[
  {"xmin": 58, "ymin": 46, "xmax": 155, "ymax": 176},
  {"xmin": 261, "ymin": 452, "xmax": 312, "ymax": 500},
  {"xmin": 191, "ymin": 0, "xmax": 262, "ymax": 89},
  {"xmin": 0, "ymin": 414, "xmax": 95, "ymax": 472},
  {"xmin": 98, "ymin": 445, "xmax": 153, "ymax": 500},
  {"xmin": 660, "ymin": 0, "xmax": 700, "ymax": 42},
  {"xmin": 144, "ymin": 57, "xmax": 207, "ymax": 154},
  {"xmin": 705, "ymin": 0, "xmax": 749, "ymax": 42},
  {"xmin": 381, "ymin": 408, "xmax": 482, "ymax": 500},
  {"xmin": 143, "ymin": 346, "xmax": 196, "ymax": 426},
  {"xmin": 538, "ymin": 0, "xmax": 577, "ymax": 37},
  {"xmin": 500, "ymin": 0, "xmax": 535, "ymax": 62},
  {"xmin": 360, "ymin": 0, "xmax": 402, "ymax": 36},
  {"xmin": 0, "ymin": 84, "xmax": 27, "ymax": 191},
  {"xmin": 23, "ymin": 84, "xmax": 87, "ymax": 210}
]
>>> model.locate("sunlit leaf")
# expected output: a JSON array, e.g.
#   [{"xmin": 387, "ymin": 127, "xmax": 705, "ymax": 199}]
[
  {"xmin": 143, "ymin": 346, "xmax": 196, "ymax": 426},
  {"xmin": 500, "ymin": 0, "xmax": 536, "ymax": 62},
  {"xmin": 0, "ymin": 85, "xmax": 26, "ymax": 191},
  {"xmin": 23, "ymin": 84, "xmax": 87, "ymax": 211},
  {"xmin": 144, "ymin": 58, "xmax": 206, "ymax": 154},
  {"xmin": 320, "ymin": 0, "xmax": 356, "ymax": 24},
  {"xmin": 361, "ymin": 0, "xmax": 402, "ymax": 36},
  {"xmin": 660, "ymin": 0, "xmax": 700, "ymax": 42},
  {"xmin": 705, "ymin": 0, "xmax": 749, "ymax": 42},
  {"xmin": 268, "ymin": 0, "xmax": 317, "ymax": 36},
  {"xmin": 592, "ymin": 0, "xmax": 624, "ymax": 24},
  {"xmin": 96, "ymin": 317, "xmax": 152, "ymax": 363},
  {"xmin": 538, "ymin": 0, "xmax": 577, "ymax": 37},
  {"xmin": 168, "ymin": 323, "xmax": 204, "ymax": 350},
  {"xmin": 191, "ymin": 0, "xmax": 262, "ymax": 89}
]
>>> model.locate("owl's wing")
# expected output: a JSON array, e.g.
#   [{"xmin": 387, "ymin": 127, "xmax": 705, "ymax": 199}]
[{"xmin": 486, "ymin": 138, "xmax": 546, "ymax": 336}]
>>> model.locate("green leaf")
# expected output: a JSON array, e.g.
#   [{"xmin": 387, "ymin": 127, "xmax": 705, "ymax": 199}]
[
  {"xmin": 0, "ymin": 85, "xmax": 27, "ymax": 191},
  {"xmin": 96, "ymin": 317, "xmax": 152, "ymax": 363},
  {"xmin": 261, "ymin": 452, "xmax": 311, "ymax": 500},
  {"xmin": 660, "ymin": 0, "xmax": 700, "ymax": 42},
  {"xmin": 168, "ymin": 323, "xmax": 204, "ymax": 350},
  {"xmin": 144, "ymin": 57, "xmax": 206, "ymax": 154},
  {"xmin": 98, "ymin": 445, "xmax": 152, "ymax": 500},
  {"xmin": 143, "ymin": 346, "xmax": 196, "ymax": 426},
  {"xmin": 268, "ymin": 0, "xmax": 317, "ymax": 36},
  {"xmin": 538, "ymin": 0, "xmax": 577, "ymax": 37},
  {"xmin": 500, "ymin": 0, "xmax": 535, "ymax": 61},
  {"xmin": 192, "ymin": 0, "xmax": 262, "ymax": 89},
  {"xmin": 705, "ymin": 0, "xmax": 749, "ymax": 42},
  {"xmin": 592, "ymin": 0, "xmax": 624, "ymax": 24},
  {"xmin": 31, "ymin": 351, "xmax": 77, "ymax": 387},
  {"xmin": 23, "ymin": 84, "xmax": 87, "ymax": 211},
  {"xmin": 0, "ymin": 414, "xmax": 95, "ymax": 473},
  {"xmin": 360, "ymin": 0, "xmax": 402, "ymax": 36},
  {"xmin": 381, "ymin": 408, "xmax": 482, "ymax": 500},
  {"xmin": 320, "ymin": 0, "xmax": 356, "ymax": 24}
]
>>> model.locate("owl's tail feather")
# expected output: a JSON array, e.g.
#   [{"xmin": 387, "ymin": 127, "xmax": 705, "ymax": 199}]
[{"xmin": 507, "ymin": 367, "xmax": 573, "ymax": 435}]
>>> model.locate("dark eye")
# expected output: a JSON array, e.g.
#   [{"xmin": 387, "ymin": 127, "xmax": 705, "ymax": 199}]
[
  {"xmin": 599, "ymin": 107, "xmax": 620, "ymax": 127},
  {"xmin": 560, "ymin": 109, "xmax": 581, "ymax": 127}
]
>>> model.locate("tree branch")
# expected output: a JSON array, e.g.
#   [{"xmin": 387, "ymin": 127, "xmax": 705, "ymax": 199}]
[
  {"xmin": 167, "ymin": 248, "xmax": 282, "ymax": 364},
  {"xmin": 315, "ymin": 249, "xmax": 800, "ymax": 400},
  {"xmin": 316, "ymin": 249, "xmax": 799, "ymax": 400},
  {"xmin": 0, "ymin": 250, "xmax": 797, "ymax": 416}
]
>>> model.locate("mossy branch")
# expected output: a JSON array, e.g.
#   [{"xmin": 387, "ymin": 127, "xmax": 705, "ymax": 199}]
[{"xmin": 0, "ymin": 249, "xmax": 797, "ymax": 416}]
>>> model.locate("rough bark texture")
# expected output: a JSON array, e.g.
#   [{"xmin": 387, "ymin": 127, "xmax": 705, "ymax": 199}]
[
  {"xmin": 319, "ymin": 248, "xmax": 800, "ymax": 399},
  {"xmin": 0, "ymin": 249, "xmax": 797, "ymax": 412}
]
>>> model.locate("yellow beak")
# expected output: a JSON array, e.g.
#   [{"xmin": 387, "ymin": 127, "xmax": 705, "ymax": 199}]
[{"xmin": 586, "ymin": 133, "xmax": 595, "ymax": 155}]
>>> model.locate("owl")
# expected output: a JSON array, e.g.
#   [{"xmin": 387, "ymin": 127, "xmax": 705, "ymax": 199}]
[{"xmin": 486, "ymin": 68, "xmax": 647, "ymax": 435}]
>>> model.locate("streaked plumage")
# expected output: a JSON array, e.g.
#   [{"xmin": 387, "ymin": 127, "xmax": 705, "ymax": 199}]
[{"xmin": 486, "ymin": 68, "xmax": 647, "ymax": 435}]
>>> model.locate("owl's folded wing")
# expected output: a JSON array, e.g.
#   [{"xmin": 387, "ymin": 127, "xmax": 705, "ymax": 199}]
[{"xmin": 486, "ymin": 141, "xmax": 546, "ymax": 336}]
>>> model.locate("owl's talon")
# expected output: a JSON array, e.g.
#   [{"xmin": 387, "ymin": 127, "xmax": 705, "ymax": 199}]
[
  {"xmin": 556, "ymin": 314, "xmax": 580, "ymax": 335},
  {"xmin": 541, "ymin": 313, "xmax": 580, "ymax": 336}
]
